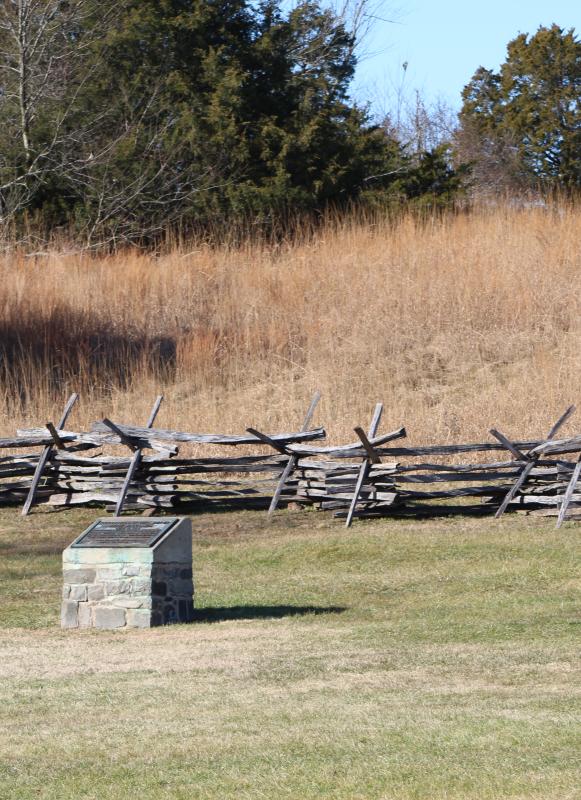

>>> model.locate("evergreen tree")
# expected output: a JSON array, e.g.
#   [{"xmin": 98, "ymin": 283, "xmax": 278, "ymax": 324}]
[
  {"xmin": 458, "ymin": 24, "xmax": 581, "ymax": 192},
  {"xmin": 92, "ymin": 0, "xmax": 400, "ymax": 230}
]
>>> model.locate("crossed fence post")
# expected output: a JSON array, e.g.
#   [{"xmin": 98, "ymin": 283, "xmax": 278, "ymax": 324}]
[
  {"xmin": 490, "ymin": 405, "xmax": 576, "ymax": 519},
  {"xmin": 101, "ymin": 395, "xmax": 164, "ymax": 515},
  {"xmin": 21, "ymin": 393, "xmax": 79, "ymax": 516}
]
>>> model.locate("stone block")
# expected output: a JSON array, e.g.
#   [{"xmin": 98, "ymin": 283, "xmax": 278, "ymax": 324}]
[
  {"xmin": 152, "ymin": 580, "xmax": 167, "ymax": 597},
  {"xmin": 63, "ymin": 568, "xmax": 95, "ymax": 584},
  {"xmin": 64, "ymin": 546, "xmax": 153, "ymax": 566},
  {"xmin": 109, "ymin": 596, "xmax": 144, "ymax": 609},
  {"xmin": 77, "ymin": 603, "xmax": 92, "ymax": 628},
  {"xmin": 96, "ymin": 566, "xmax": 124, "ymax": 581},
  {"xmin": 69, "ymin": 584, "xmax": 88, "ymax": 602},
  {"xmin": 87, "ymin": 584, "xmax": 105, "ymax": 601},
  {"xmin": 62, "ymin": 585, "xmax": 71, "ymax": 600},
  {"xmin": 130, "ymin": 578, "xmax": 151, "ymax": 594},
  {"xmin": 93, "ymin": 606, "xmax": 126, "ymax": 629},
  {"xmin": 126, "ymin": 609, "xmax": 152, "ymax": 628},
  {"xmin": 155, "ymin": 521, "xmax": 192, "ymax": 562},
  {"xmin": 61, "ymin": 600, "xmax": 79, "ymax": 628},
  {"xmin": 171, "ymin": 578, "xmax": 194, "ymax": 595},
  {"xmin": 158, "ymin": 565, "xmax": 179, "ymax": 579},
  {"xmin": 178, "ymin": 598, "xmax": 195, "ymax": 623},
  {"xmin": 104, "ymin": 579, "xmax": 132, "ymax": 596},
  {"xmin": 121, "ymin": 564, "xmax": 140, "ymax": 577}
]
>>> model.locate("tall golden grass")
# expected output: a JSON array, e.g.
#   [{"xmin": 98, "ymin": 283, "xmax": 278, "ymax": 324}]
[{"xmin": 1, "ymin": 203, "xmax": 580, "ymax": 444}]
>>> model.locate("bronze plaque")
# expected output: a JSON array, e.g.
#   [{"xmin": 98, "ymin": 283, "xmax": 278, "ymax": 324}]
[{"xmin": 71, "ymin": 518, "xmax": 178, "ymax": 548}]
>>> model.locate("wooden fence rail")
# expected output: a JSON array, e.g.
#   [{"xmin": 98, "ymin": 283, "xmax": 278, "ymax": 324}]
[{"xmin": 1, "ymin": 394, "xmax": 580, "ymax": 528}]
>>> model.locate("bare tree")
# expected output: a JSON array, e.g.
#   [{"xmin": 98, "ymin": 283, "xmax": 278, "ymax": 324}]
[
  {"xmin": 453, "ymin": 119, "xmax": 527, "ymax": 198},
  {"xmin": 381, "ymin": 84, "xmax": 458, "ymax": 159},
  {"xmin": 0, "ymin": 0, "xmax": 118, "ymax": 223},
  {"xmin": 332, "ymin": 0, "xmax": 402, "ymax": 57},
  {"xmin": 0, "ymin": 0, "xmax": 212, "ymax": 246},
  {"xmin": 0, "ymin": 0, "xmax": 124, "ymax": 236},
  {"xmin": 285, "ymin": 0, "xmax": 400, "ymax": 78},
  {"xmin": 64, "ymin": 100, "xmax": 224, "ymax": 248}
]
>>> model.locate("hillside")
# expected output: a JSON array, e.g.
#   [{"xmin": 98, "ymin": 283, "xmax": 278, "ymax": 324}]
[{"xmin": 1, "ymin": 203, "xmax": 580, "ymax": 443}]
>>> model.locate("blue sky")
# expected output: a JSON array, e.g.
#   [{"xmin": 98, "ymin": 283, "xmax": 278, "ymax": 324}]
[{"xmin": 352, "ymin": 0, "xmax": 580, "ymax": 114}]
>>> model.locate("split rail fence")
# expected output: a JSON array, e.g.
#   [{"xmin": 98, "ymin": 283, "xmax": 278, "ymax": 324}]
[{"xmin": 1, "ymin": 393, "xmax": 581, "ymax": 528}]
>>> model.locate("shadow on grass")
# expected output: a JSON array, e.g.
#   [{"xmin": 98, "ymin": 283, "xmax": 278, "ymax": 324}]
[{"xmin": 192, "ymin": 605, "xmax": 346, "ymax": 623}]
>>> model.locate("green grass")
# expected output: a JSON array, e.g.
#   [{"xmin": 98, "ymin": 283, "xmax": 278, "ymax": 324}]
[{"xmin": 0, "ymin": 507, "xmax": 580, "ymax": 799}]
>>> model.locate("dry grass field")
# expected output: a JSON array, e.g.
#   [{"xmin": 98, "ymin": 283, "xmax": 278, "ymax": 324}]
[{"xmin": 1, "ymin": 202, "xmax": 580, "ymax": 442}]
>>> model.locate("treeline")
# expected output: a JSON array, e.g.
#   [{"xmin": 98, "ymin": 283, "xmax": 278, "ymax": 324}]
[{"xmin": 0, "ymin": 3, "xmax": 578, "ymax": 246}]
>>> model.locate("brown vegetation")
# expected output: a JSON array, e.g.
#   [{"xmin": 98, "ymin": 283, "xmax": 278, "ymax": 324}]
[{"xmin": 1, "ymin": 203, "xmax": 580, "ymax": 443}]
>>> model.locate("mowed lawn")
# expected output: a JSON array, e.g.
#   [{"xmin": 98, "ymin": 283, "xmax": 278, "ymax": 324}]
[{"xmin": 0, "ymin": 508, "xmax": 579, "ymax": 800}]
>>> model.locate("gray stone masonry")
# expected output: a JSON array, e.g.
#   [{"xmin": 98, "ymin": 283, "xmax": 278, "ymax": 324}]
[{"xmin": 61, "ymin": 518, "xmax": 194, "ymax": 630}]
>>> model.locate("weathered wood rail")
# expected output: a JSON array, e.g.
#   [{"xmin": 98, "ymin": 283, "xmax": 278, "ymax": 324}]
[{"xmin": 1, "ymin": 393, "xmax": 580, "ymax": 528}]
